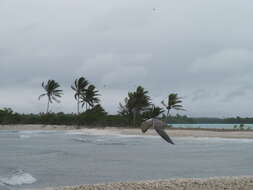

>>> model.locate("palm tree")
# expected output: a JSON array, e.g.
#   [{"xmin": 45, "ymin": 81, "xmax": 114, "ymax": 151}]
[
  {"xmin": 71, "ymin": 77, "xmax": 89, "ymax": 114},
  {"xmin": 142, "ymin": 104, "xmax": 164, "ymax": 120},
  {"xmin": 119, "ymin": 86, "xmax": 151, "ymax": 126},
  {"xmin": 80, "ymin": 84, "xmax": 100, "ymax": 111},
  {"xmin": 161, "ymin": 93, "xmax": 185, "ymax": 122},
  {"xmin": 38, "ymin": 80, "xmax": 63, "ymax": 113}
]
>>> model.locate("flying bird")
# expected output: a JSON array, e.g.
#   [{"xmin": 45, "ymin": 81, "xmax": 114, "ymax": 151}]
[{"xmin": 141, "ymin": 118, "xmax": 175, "ymax": 144}]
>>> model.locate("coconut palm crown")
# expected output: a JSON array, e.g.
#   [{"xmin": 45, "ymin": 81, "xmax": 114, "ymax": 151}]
[
  {"xmin": 161, "ymin": 93, "xmax": 185, "ymax": 121},
  {"xmin": 119, "ymin": 86, "xmax": 151, "ymax": 126},
  {"xmin": 128, "ymin": 86, "xmax": 151, "ymax": 112},
  {"xmin": 71, "ymin": 77, "xmax": 89, "ymax": 114},
  {"xmin": 38, "ymin": 80, "xmax": 63, "ymax": 113},
  {"xmin": 80, "ymin": 84, "xmax": 100, "ymax": 110},
  {"xmin": 142, "ymin": 104, "xmax": 164, "ymax": 120}
]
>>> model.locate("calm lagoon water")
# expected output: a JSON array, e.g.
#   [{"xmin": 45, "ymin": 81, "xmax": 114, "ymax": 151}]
[
  {"xmin": 172, "ymin": 123, "xmax": 253, "ymax": 129},
  {"xmin": 0, "ymin": 130, "xmax": 253, "ymax": 190}
]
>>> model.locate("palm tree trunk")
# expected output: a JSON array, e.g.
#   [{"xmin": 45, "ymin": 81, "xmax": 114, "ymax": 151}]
[
  {"xmin": 133, "ymin": 109, "xmax": 136, "ymax": 127},
  {"xmin": 166, "ymin": 109, "xmax": 170, "ymax": 123},
  {"xmin": 77, "ymin": 95, "xmax": 80, "ymax": 114},
  {"xmin": 46, "ymin": 98, "xmax": 50, "ymax": 114}
]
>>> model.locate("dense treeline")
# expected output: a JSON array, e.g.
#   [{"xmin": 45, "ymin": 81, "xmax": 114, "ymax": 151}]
[
  {"xmin": 1, "ymin": 108, "xmax": 253, "ymax": 126},
  {"xmin": 0, "ymin": 107, "xmax": 129, "ymax": 127},
  {"xmin": 166, "ymin": 114, "xmax": 253, "ymax": 124}
]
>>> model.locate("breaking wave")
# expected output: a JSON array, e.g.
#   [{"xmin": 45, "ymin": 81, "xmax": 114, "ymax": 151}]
[
  {"xmin": 65, "ymin": 129, "xmax": 122, "ymax": 136},
  {"xmin": 18, "ymin": 130, "xmax": 59, "ymax": 139},
  {"xmin": 0, "ymin": 170, "xmax": 37, "ymax": 186}
]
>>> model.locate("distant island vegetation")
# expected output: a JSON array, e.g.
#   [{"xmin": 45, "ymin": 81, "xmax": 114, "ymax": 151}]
[
  {"xmin": 1, "ymin": 108, "xmax": 253, "ymax": 127},
  {"xmin": 0, "ymin": 77, "xmax": 253, "ymax": 128}
]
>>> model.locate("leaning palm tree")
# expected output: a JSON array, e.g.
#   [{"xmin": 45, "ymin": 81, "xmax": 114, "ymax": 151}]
[
  {"xmin": 71, "ymin": 77, "xmax": 89, "ymax": 114},
  {"xmin": 119, "ymin": 86, "xmax": 151, "ymax": 126},
  {"xmin": 142, "ymin": 104, "xmax": 164, "ymax": 120},
  {"xmin": 131, "ymin": 86, "xmax": 151, "ymax": 126},
  {"xmin": 80, "ymin": 84, "xmax": 100, "ymax": 111},
  {"xmin": 38, "ymin": 80, "xmax": 63, "ymax": 113},
  {"xmin": 161, "ymin": 93, "xmax": 185, "ymax": 122}
]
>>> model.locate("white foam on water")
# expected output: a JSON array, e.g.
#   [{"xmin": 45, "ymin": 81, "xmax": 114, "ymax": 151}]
[
  {"xmin": 19, "ymin": 130, "xmax": 57, "ymax": 135},
  {"xmin": 19, "ymin": 134, "xmax": 31, "ymax": 139},
  {"xmin": 0, "ymin": 170, "xmax": 37, "ymax": 186},
  {"xmin": 65, "ymin": 130, "xmax": 85, "ymax": 135},
  {"xmin": 18, "ymin": 131, "xmax": 43, "ymax": 139},
  {"xmin": 175, "ymin": 136, "xmax": 253, "ymax": 143},
  {"xmin": 66, "ymin": 129, "xmax": 156, "ymax": 138},
  {"xmin": 18, "ymin": 131, "xmax": 42, "ymax": 135},
  {"xmin": 18, "ymin": 130, "xmax": 59, "ymax": 139},
  {"xmin": 68, "ymin": 129, "xmax": 122, "ymax": 136}
]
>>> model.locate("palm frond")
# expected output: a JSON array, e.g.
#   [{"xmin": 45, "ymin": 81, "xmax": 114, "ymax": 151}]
[
  {"xmin": 161, "ymin": 100, "xmax": 167, "ymax": 108},
  {"xmin": 40, "ymin": 79, "xmax": 63, "ymax": 104},
  {"xmin": 162, "ymin": 93, "xmax": 185, "ymax": 113},
  {"xmin": 71, "ymin": 85, "xmax": 77, "ymax": 91},
  {"xmin": 52, "ymin": 96, "xmax": 60, "ymax": 103},
  {"xmin": 38, "ymin": 93, "xmax": 46, "ymax": 100}
]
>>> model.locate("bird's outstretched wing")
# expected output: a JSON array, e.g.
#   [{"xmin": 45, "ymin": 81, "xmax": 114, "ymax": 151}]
[
  {"xmin": 141, "ymin": 119, "xmax": 153, "ymax": 133},
  {"xmin": 154, "ymin": 125, "xmax": 175, "ymax": 144}
]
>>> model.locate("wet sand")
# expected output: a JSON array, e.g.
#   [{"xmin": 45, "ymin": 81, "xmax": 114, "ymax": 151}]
[
  {"xmin": 33, "ymin": 176, "xmax": 253, "ymax": 190},
  {"xmin": 1, "ymin": 124, "xmax": 253, "ymax": 139}
]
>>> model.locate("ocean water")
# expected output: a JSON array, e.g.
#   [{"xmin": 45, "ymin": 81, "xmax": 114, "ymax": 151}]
[
  {"xmin": 0, "ymin": 130, "xmax": 253, "ymax": 190},
  {"xmin": 172, "ymin": 123, "xmax": 253, "ymax": 129}
]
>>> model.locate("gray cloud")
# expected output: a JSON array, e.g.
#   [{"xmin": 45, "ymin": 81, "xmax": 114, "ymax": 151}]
[{"xmin": 1, "ymin": 0, "xmax": 253, "ymax": 116}]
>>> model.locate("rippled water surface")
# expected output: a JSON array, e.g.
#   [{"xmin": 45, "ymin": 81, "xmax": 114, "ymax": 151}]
[
  {"xmin": 0, "ymin": 130, "xmax": 253, "ymax": 190},
  {"xmin": 172, "ymin": 123, "xmax": 253, "ymax": 129}
]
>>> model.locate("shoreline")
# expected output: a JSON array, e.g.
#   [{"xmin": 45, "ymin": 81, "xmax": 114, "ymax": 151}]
[
  {"xmin": 1, "ymin": 124, "xmax": 253, "ymax": 139},
  {"xmin": 31, "ymin": 176, "xmax": 253, "ymax": 190}
]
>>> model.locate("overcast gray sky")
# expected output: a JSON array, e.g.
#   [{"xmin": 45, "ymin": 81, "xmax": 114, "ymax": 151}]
[{"xmin": 1, "ymin": 0, "xmax": 253, "ymax": 117}]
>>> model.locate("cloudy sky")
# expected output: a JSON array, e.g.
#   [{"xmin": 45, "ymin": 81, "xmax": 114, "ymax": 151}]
[{"xmin": 1, "ymin": 0, "xmax": 253, "ymax": 117}]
